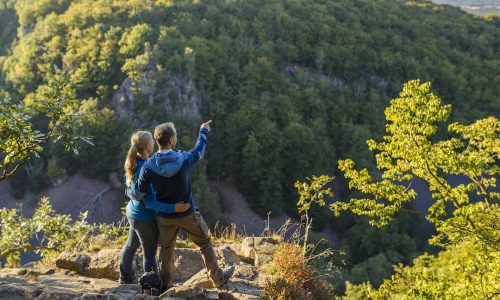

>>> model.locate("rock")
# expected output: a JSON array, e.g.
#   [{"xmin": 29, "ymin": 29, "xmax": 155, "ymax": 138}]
[
  {"xmin": 105, "ymin": 284, "xmax": 152, "ymax": 299},
  {"xmin": 240, "ymin": 238, "xmax": 278, "ymax": 267},
  {"xmin": 79, "ymin": 293, "xmax": 108, "ymax": 300},
  {"xmin": 226, "ymin": 244, "xmax": 241, "ymax": 256},
  {"xmin": 56, "ymin": 252, "xmax": 91, "ymax": 274},
  {"xmin": 223, "ymin": 279, "xmax": 262, "ymax": 296},
  {"xmin": 38, "ymin": 291, "xmax": 83, "ymax": 299},
  {"xmin": 182, "ymin": 270, "xmax": 214, "ymax": 289},
  {"xmin": 172, "ymin": 248, "xmax": 205, "ymax": 281},
  {"xmin": 27, "ymin": 268, "xmax": 55, "ymax": 276},
  {"xmin": 0, "ymin": 283, "xmax": 34, "ymax": 300},
  {"xmin": 215, "ymin": 246, "xmax": 241, "ymax": 267},
  {"xmin": 165, "ymin": 286, "xmax": 218, "ymax": 299},
  {"xmin": 219, "ymin": 292, "xmax": 263, "ymax": 300},
  {"xmin": 1, "ymin": 268, "xmax": 27, "ymax": 276},
  {"xmin": 85, "ymin": 249, "xmax": 121, "ymax": 279},
  {"xmin": 0, "ymin": 277, "xmax": 44, "ymax": 299},
  {"xmin": 234, "ymin": 264, "xmax": 258, "ymax": 281}
]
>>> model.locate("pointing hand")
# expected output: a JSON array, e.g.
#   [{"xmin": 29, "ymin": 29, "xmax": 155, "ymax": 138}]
[{"xmin": 201, "ymin": 120, "xmax": 213, "ymax": 132}]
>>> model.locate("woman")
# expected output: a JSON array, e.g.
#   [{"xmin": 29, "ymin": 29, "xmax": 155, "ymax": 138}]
[{"xmin": 120, "ymin": 131, "xmax": 190, "ymax": 284}]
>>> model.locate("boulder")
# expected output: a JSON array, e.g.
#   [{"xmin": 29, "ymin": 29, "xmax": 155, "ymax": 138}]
[
  {"xmin": 105, "ymin": 284, "xmax": 156, "ymax": 299},
  {"xmin": 223, "ymin": 279, "xmax": 262, "ymax": 297},
  {"xmin": 37, "ymin": 291, "xmax": 83, "ymax": 299},
  {"xmin": 240, "ymin": 237, "xmax": 278, "ymax": 267},
  {"xmin": 0, "ymin": 282, "xmax": 42, "ymax": 300},
  {"xmin": 55, "ymin": 252, "xmax": 91, "ymax": 274},
  {"xmin": 182, "ymin": 269, "xmax": 214, "ymax": 289},
  {"xmin": 219, "ymin": 292, "xmax": 263, "ymax": 300},
  {"xmin": 79, "ymin": 293, "xmax": 108, "ymax": 300},
  {"xmin": 172, "ymin": 248, "xmax": 205, "ymax": 281},
  {"xmin": 215, "ymin": 246, "xmax": 241, "ymax": 267},
  {"xmin": 85, "ymin": 249, "xmax": 121, "ymax": 279},
  {"xmin": 163, "ymin": 286, "xmax": 219, "ymax": 300},
  {"xmin": 234, "ymin": 264, "xmax": 258, "ymax": 281}
]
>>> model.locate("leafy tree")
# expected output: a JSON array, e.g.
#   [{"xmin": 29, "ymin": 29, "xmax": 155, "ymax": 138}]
[
  {"xmin": 332, "ymin": 80, "xmax": 499, "ymax": 251},
  {"xmin": 0, "ymin": 197, "xmax": 94, "ymax": 267},
  {"xmin": 331, "ymin": 80, "xmax": 499, "ymax": 298},
  {"xmin": 0, "ymin": 68, "xmax": 90, "ymax": 181},
  {"xmin": 295, "ymin": 175, "xmax": 333, "ymax": 255}
]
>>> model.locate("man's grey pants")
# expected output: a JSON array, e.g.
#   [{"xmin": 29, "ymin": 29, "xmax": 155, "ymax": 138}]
[{"xmin": 157, "ymin": 211, "xmax": 224, "ymax": 287}]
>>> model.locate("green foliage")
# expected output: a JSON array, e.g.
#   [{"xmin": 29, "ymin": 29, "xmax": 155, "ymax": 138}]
[
  {"xmin": 75, "ymin": 98, "xmax": 126, "ymax": 178},
  {"xmin": 0, "ymin": 197, "xmax": 94, "ymax": 266},
  {"xmin": 295, "ymin": 175, "xmax": 333, "ymax": 254},
  {"xmin": 0, "ymin": 68, "xmax": 90, "ymax": 181},
  {"xmin": 333, "ymin": 80, "xmax": 499, "ymax": 251},
  {"xmin": 0, "ymin": 3, "xmax": 17, "ymax": 56},
  {"xmin": 347, "ymin": 240, "xmax": 500, "ymax": 300},
  {"xmin": 332, "ymin": 80, "xmax": 499, "ymax": 298}
]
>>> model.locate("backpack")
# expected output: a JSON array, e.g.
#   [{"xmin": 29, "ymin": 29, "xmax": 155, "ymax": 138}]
[{"xmin": 138, "ymin": 270, "xmax": 163, "ymax": 296}]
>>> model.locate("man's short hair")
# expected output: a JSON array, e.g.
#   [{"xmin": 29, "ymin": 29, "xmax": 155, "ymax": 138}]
[{"xmin": 154, "ymin": 122, "xmax": 176, "ymax": 147}]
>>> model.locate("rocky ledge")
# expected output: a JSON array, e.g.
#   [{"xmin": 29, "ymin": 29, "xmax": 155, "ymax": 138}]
[{"xmin": 0, "ymin": 237, "xmax": 279, "ymax": 300}]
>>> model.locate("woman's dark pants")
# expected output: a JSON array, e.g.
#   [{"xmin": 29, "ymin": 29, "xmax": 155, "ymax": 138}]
[{"xmin": 119, "ymin": 215, "xmax": 158, "ymax": 282}]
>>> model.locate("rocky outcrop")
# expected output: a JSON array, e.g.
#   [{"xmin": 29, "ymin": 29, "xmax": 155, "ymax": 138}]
[
  {"xmin": 85, "ymin": 249, "xmax": 122, "ymax": 279},
  {"xmin": 112, "ymin": 69, "xmax": 202, "ymax": 123},
  {"xmin": 240, "ymin": 237, "xmax": 279, "ymax": 267},
  {"xmin": 56, "ymin": 252, "xmax": 91, "ymax": 274},
  {"xmin": 2, "ymin": 238, "xmax": 271, "ymax": 299},
  {"xmin": 172, "ymin": 248, "xmax": 205, "ymax": 281},
  {"xmin": 56, "ymin": 249, "xmax": 142, "ymax": 280}
]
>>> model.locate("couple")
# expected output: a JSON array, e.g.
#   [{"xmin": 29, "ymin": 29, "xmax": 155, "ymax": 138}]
[{"xmin": 119, "ymin": 120, "xmax": 234, "ymax": 292}]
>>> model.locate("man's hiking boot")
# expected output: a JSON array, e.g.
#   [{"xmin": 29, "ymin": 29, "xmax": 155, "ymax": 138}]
[{"xmin": 215, "ymin": 266, "xmax": 235, "ymax": 288}]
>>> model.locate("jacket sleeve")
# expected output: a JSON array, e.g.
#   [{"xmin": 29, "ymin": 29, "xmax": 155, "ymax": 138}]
[
  {"xmin": 125, "ymin": 182, "xmax": 175, "ymax": 213},
  {"xmin": 143, "ymin": 196, "xmax": 176, "ymax": 213},
  {"xmin": 184, "ymin": 128, "xmax": 208, "ymax": 169},
  {"xmin": 130, "ymin": 167, "xmax": 150, "ymax": 200}
]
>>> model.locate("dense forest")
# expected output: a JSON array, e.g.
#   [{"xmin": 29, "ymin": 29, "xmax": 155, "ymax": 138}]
[{"xmin": 0, "ymin": 0, "xmax": 499, "ymax": 296}]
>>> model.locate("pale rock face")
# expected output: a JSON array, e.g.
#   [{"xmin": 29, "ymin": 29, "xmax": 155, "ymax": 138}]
[
  {"xmin": 85, "ymin": 249, "xmax": 122, "ymax": 279},
  {"xmin": 240, "ymin": 237, "xmax": 278, "ymax": 267},
  {"xmin": 215, "ymin": 245, "xmax": 241, "ymax": 267},
  {"xmin": 233, "ymin": 264, "xmax": 258, "ymax": 281},
  {"xmin": 112, "ymin": 69, "xmax": 202, "ymax": 125},
  {"xmin": 182, "ymin": 269, "xmax": 214, "ymax": 289},
  {"xmin": 172, "ymin": 248, "xmax": 205, "ymax": 281},
  {"xmin": 55, "ymin": 249, "xmax": 141, "ymax": 280},
  {"xmin": 55, "ymin": 252, "xmax": 91, "ymax": 274}
]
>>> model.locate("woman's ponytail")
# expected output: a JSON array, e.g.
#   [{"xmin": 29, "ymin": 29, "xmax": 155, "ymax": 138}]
[
  {"xmin": 124, "ymin": 144, "xmax": 138, "ymax": 187},
  {"xmin": 124, "ymin": 131, "xmax": 153, "ymax": 187}
]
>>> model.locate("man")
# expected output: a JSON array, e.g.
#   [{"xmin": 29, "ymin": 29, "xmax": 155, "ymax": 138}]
[{"xmin": 128, "ymin": 120, "xmax": 234, "ymax": 290}]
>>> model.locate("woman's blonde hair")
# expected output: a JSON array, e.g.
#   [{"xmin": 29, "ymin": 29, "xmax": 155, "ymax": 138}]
[{"xmin": 124, "ymin": 131, "xmax": 153, "ymax": 186}]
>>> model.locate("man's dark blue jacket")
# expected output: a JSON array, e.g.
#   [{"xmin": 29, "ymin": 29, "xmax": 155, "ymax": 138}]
[{"xmin": 130, "ymin": 128, "xmax": 208, "ymax": 219}]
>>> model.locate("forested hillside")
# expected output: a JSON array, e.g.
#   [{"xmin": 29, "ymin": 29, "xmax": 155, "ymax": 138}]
[{"xmin": 0, "ymin": 0, "xmax": 499, "ymax": 295}]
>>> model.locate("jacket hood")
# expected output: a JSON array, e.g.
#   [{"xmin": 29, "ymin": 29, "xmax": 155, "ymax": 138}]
[{"xmin": 144, "ymin": 150, "xmax": 184, "ymax": 177}]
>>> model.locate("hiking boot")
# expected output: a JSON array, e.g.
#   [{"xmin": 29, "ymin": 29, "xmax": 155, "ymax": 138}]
[{"xmin": 215, "ymin": 266, "xmax": 235, "ymax": 288}]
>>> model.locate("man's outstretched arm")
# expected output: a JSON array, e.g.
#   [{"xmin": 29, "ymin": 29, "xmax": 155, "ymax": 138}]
[{"xmin": 185, "ymin": 120, "xmax": 212, "ymax": 168}]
